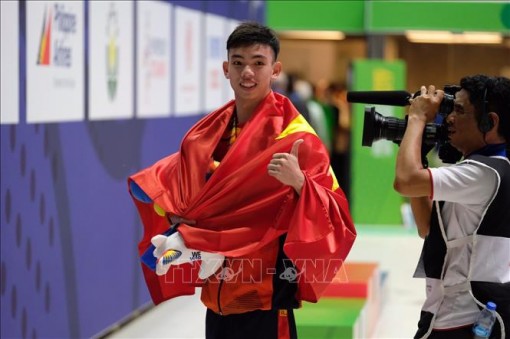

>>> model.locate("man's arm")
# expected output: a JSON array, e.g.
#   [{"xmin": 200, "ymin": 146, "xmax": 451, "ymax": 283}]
[
  {"xmin": 394, "ymin": 115, "xmax": 432, "ymax": 196},
  {"xmin": 394, "ymin": 85, "xmax": 442, "ymax": 197},
  {"xmin": 410, "ymin": 197, "xmax": 432, "ymax": 238}
]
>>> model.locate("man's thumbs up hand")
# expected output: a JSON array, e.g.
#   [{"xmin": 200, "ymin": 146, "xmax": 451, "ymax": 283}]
[
  {"xmin": 268, "ymin": 139, "xmax": 305, "ymax": 194},
  {"xmin": 290, "ymin": 139, "xmax": 303, "ymax": 159}
]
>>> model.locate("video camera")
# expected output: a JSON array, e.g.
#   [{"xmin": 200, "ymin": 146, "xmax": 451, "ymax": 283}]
[{"xmin": 347, "ymin": 86, "xmax": 463, "ymax": 164}]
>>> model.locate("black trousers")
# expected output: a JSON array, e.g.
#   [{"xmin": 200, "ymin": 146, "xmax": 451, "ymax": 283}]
[
  {"xmin": 422, "ymin": 325, "xmax": 474, "ymax": 338},
  {"xmin": 206, "ymin": 308, "xmax": 297, "ymax": 339}
]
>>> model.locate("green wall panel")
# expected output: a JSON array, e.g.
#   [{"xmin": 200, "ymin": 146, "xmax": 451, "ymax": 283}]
[
  {"xmin": 368, "ymin": 1, "xmax": 510, "ymax": 33},
  {"xmin": 267, "ymin": 1, "xmax": 510, "ymax": 34},
  {"xmin": 350, "ymin": 59, "xmax": 406, "ymax": 226},
  {"xmin": 266, "ymin": 0, "xmax": 365, "ymax": 32}
]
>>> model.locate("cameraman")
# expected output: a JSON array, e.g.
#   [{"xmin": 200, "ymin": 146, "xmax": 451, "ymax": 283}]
[{"xmin": 394, "ymin": 74, "xmax": 510, "ymax": 339}]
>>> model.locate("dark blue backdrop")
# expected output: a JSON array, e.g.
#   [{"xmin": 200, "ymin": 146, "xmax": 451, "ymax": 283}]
[{"xmin": 0, "ymin": 0, "xmax": 265, "ymax": 337}]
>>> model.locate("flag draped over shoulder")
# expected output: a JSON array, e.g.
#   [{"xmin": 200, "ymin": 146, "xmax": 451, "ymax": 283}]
[{"xmin": 128, "ymin": 91, "xmax": 356, "ymax": 305}]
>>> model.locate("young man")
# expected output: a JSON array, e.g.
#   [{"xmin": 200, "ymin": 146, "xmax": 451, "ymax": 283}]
[
  {"xmin": 129, "ymin": 22, "xmax": 356, "ymax": 339},
  {"xmin": 394, "ymin": 74, "xmax": 510, "ymax": 338}
]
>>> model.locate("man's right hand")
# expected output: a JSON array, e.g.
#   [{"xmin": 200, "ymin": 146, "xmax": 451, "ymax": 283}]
[
  {"xmin": 409, "ymin": 85, "xmax": 444, "ymax": 123},
  {"xmin": 168, "ymin": 214, "xmax": 196, "ymax": 225},
  {"xmin": 151, "ymin": 232, "xmax": 224, "ymax": 279}
]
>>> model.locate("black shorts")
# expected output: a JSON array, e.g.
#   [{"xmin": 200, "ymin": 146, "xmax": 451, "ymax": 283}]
[{"xmin": 206, "ymin": 308, "xmax": 297, "ymax": 339}]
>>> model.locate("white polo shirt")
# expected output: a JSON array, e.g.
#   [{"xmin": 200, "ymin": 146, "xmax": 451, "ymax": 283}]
[{"xmin": 427, "ymin": 161, "xmax": 498, "ymax": 329}]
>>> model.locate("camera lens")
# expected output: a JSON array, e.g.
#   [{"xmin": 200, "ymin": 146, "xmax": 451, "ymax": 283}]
[
  {"xmin": 359, "ymin": 86, "xmax": 463, "ymax": 164},
  {"xmin": 362, "ymin": 107, "xmax": 406, "ymax": 146}
]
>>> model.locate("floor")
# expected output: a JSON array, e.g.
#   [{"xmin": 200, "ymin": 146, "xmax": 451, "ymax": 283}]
[{"xmin": 101, "ymin": 227, "xmax": 426, "ymax": 339}]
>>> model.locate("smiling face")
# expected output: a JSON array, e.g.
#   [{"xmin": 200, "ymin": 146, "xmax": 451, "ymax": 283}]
[
  {"xmin": 223, "ymin": 43, "xmax": 281, "ymax": 113},
  {"xmin": 446, "ymin": 89, "xmax": 486, "ymax": 155}
]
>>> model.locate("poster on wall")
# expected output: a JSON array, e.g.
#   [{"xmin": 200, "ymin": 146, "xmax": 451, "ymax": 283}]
[
  {"xmin": 88, "ymin": 1, "xmax": 134, "ymax": 121},
  {"xmin": 26, "ymin": 0, "xmax": 84, "ymax": 123},
  {"xmin": 204, "ymin": 13, "xmax": 227, "ymax": 112},
  {"xmin": 0, "ymin": 0, "xmax": 19, "ymax": 124},
  {"xmin": 174, "ymin": 6, "xmax": 202, "ymax": 116},
  {"xmin": 136, "ymin": 0, "xmax": 171, "ymax": 118},
  {"xmin": 224, "ymin": 19, "xmax": 240, "ymax": 102}
]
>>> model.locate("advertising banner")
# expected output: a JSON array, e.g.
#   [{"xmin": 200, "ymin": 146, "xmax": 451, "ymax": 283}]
[
  {"xmin": 0, "ymin": 0, "xmax": 19, "ymax": 124},
  {"xmin": 204, "ymin": 13, "xmax": 227, "ymax": 112},
  {"xmin": 26, "ymin": 0, "xmax": 84, "ymax": 123},
  {"xmin": 136, "ymin": 0, "xmax": 171, "ymax": 118},
  {"xmin": 174, "ymin": 6, "xmax": 202, "ymax": 116},
  {"xmin": 88, "ymin": 1, "xmax": 134, "ymax": 120}
]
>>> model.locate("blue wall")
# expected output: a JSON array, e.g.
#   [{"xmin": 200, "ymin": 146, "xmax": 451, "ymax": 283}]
[{"xmin": 0, "ymin": 1, "xmax": 265, "ymax": 338}]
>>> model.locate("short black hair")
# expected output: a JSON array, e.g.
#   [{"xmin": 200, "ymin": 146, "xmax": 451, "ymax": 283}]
[
  {"xmin": 460, "ymin": 74, "xmax": 510, "ymax": 142},
  {"xmin": 226, "ymin": 22, "xmax": 280, "ymax": 60}
]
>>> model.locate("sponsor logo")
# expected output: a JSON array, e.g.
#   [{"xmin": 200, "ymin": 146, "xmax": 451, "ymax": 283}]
[
  {"xmin": 159, "ymin": 249, "xmax": 182, "ymax": 265},
  {"xmin": 37, "ymin": 6, "xmax": 52, "ymax": 65},
  {"xmin": 141, "ymin": 11, "xmax": 168, "ymax": 104},
  {"xmin": 37, "ymin": 3, "xmax": 77, "ymax": 68},
  {"xmin": 190, "ymin": 251, "xmax": 201, "ymax": 261},
  {"xmin": 106, "ymin": 2, "xmax": 119, "ymax": 100}
]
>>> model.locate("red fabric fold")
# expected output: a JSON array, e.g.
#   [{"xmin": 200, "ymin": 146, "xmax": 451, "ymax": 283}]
[{"xmin": 129, "ymin": 92, "xmax": 356, "ymax": 305}]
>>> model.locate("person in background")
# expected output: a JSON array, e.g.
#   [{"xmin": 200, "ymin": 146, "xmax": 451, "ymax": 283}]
[
  {"xmin": 272, "ymin": 69, "xmax": 289, "ymax": 96},
  {"xmin": 394, "ymin": 74, "xmax": 510, "ymax": 338},
  {"xmin": 313, "ymin": 78, "xmax": 337, "ymax": 155},
  {"xmin": 293, "ymin": 79, "xmax": 332, "ymax": 153},
  {"xmin": 273, "ymin": 71, "xmax": 311, "ymax": 124},
  {"xmin": 285, "ymin": 73, "xmax": 311, "ymax": 123},
  {"xmin": 128, "ymin": 22, "xmax": 356, "ymax": 339},
  {"xmin": 328, "ymin": 82, "xmax": 352, "ymax": 201}
]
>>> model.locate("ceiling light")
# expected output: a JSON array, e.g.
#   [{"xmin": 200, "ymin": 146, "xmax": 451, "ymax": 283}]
[
  {"xmin": 278, "ymin": 30, "xmax": 345, "ymax": 41},
  {"xmin": 406, "ymin": 30, "xmax": 503, "ymax": 44}
]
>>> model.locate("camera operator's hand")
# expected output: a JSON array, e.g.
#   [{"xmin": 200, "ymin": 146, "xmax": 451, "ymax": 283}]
[
  {"xmin": 409, "ymin": 85, "xmax": 444, "ymax": 123},
  {"xmin": 395, "ymin": 84, "xmax": 442, "ymax": 198}
]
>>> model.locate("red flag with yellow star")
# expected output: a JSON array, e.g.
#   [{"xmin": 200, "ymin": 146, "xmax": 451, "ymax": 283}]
[{"xmin": 129, "ymin": 92, "xmax": 356, "ymax": 304}]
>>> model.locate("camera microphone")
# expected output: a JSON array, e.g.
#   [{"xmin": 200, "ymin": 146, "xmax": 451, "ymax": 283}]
[{"xmin": 346, "ymin": 90, "xmax": 413, "ymax": 107}]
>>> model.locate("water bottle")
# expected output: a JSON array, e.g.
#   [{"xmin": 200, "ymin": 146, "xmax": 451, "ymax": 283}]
[{"xmin": 472, "ymin": 301, "xmax": 497, "ymax": 338}]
